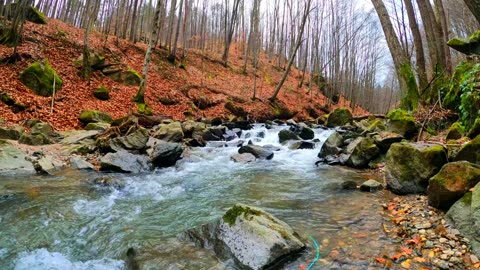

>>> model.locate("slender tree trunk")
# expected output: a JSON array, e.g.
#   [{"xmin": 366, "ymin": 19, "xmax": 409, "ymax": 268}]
[
  {"xmin": 221, "ymin": 0, "xmax": 241, "ymax": 67},
  {"xmin": 168, "ymin": 0, "xmax": 183, "ymax": 62},
  {"xmin": 82, "ymin": 0, "xmax": 100, "ymax": 80},
  {"xmin": 371, "ymin": 0, "xmax": 419, "ymax": 111},
  {"xmin": 269, "ymin": 0, "xmax": 312, "ymax": 101}
]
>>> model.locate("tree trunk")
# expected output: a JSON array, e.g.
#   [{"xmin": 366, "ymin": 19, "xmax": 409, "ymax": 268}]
[
  {"xmin": 81, "ymin": 0, "xmax": 100, "ymax": 80},
  {"xmin": 168, "ymin": 0, "xmax": 183, "ymax": 62},
  {"xmin": 221, "ymin": 0, "xmax": 241, "ymax": 67},
  {"xmin": 371, "ymin": 0, "xmax": 418, "ymax": 111}
]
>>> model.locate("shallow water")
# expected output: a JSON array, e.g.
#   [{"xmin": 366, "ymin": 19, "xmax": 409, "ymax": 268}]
[{"xmin": 0, "ymin": 124, "xmax": 396, "ymax": 269}]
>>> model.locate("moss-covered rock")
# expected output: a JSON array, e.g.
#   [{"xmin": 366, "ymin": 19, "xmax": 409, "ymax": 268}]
[
  {"xmin": 455, "ymin": 135, "xmax": 480, "ymax": 164},
  {"xmin": 325, "ymin": 107, "xmax": 353, "ymax": 127},
  {"xmin": 106, "ymin": 68, "xmax": 141, "ymax": 86},
  {"xmin": 74, "ymin": 53, "xmax": 105, "ymax": 69},
  {"xmin": 446, "ymin": 122, "xmax": 465, "ymax": 140},
  {"xmin": 93, "ymin": 86, "xmax": 110, "ymax": 100},
  {"xmin": 18, "ymin": 133, "xmax": 52, "ymax": 146},
  {"xmin": 386, "ymin": 109, "xmax": 418, "ymax": 139},
  {"xmin": 20, "ymin": 60, "xmax": 63, "ymax": 97},
  {"xmin": 78, "ymin": 110, "xmax": 112, "ymax": 124},
  {"xmin": 428, "ymin": 161, "xmax": 480, "ymax": 210},
  {"xmin": 0, "ymin": 92, "xmax": 28, "ymax": 112},
  {"xmin": 225, "ymin": 101, "xmax": 247, "ymax": 118},
  {"xmin": 27, "ymin": 6, "xmax": 47, "ymax": 24},
  {"xmin": 343, "ymin": 137, "xmax": 380, "ymax": 168},
  {"xmin": 0, "ymin": 127, "xmax": 22, "ymax": 140},
  {"xmin": 84, "ymin": 122, "xmax": 110, "ymax": 132},
  {"xmin": 386, "ymin": 142, "xmax": 448, "ymax": 195},
  {"xmin": 372, "ymin": 132, "xmax": 404, "ymax": 153},
  {"xmin": 448, "ymin": 30, "xmax": 480, "ymax": 55},
  {"xmin": 153, "ymin": 122, "xmax": 184, "ymax": 142},
  {"xmin": 468, "ymin": 118, "xmax": 480, "ymax": 139},
  {"xmin": 278, "ymin": 129, "xmax": 301, "ymax": 143},
  {"xmin": 31, "ymin": 122, "xmax": 55, "ymax": 136}
]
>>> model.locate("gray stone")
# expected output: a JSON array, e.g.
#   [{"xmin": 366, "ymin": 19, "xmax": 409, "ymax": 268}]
[
  {"xmin": 18, "ymin": 133, "xmax": 52, "ymax": 145},
  {"xmin": 360, "ymin": 180, "xmax": 384, "ymax": 192},
  {"xmin": 149, "ymin": 142, "xmax": 183, "ymax": 168},
  {"xmin": 84, "ymin": 122, "xmax": 110, "ymax": 132},
  {"xmin": 31, "ymin": 122, "xmax": 55, "ymax": 136},
  {"xmin": 289, "ymin": 141, "xmax": 316, "ymax": 150},
  {"xmin": 0, "ymin": 127, "xmax": 22, "ymax": 140},
  {"xmin": 153, "ymin": 122, "xmax": 184, "ymax": 142},
  {"xmin": 231, "ymin": 153, "xmax": 256, "ymax": 164},
  {"xmin": 342, "ymin": 137, "xmax": 380, "ymax": 168},
  {"xmin": 239, "ymin": 145, "xmax": 274, "ymax": 160},
  {"xmin": 0, "ymin": 141, "xmax": 35, "ymax": 175},
  {"xmin": 70, "ymin": 156, "xmax": 95, "ymax": 170},
  {"xmin": 278, "ymin": 129, "xmax": 300, "ymax": 143},
  {"xmin": 100, "ymin": 150, "xmax": 150, "ymax": 173},
  {"xmin": 373, "ymin": 132, "xmax": 404, "ymax": 153},
  {"xmin": 110, "ymin": 127, "xmax": 149, "ymax": 151},
  {"xmin": 179, "ymin": 204, "xmax": 305, "ymax": 270},
  {"xmin": 36, "ymin": 155, "xmax": 64, "ymax": 174}
]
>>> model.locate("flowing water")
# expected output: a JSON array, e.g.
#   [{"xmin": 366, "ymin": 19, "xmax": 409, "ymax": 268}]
[{"xmin": 0, "ymin": 125, "xmax": 397, "ymax": 270}]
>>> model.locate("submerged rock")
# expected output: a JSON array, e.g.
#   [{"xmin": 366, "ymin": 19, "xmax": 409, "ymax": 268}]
[
  {"xmin": 289, "ymin": 141, "xmax": 315, "ymax": 150},
  {"xmin": 179, "ymin": 204, "xmax": 305, "ymax": 270},
  {"xmin": 428, "ymin": 161, "xmax": 480, "ymax": 209},
  {"xmin": 238, "ymin": 145, "xmax": 274, "ymax": 160},
  {"xmin": 100, "ymin": 150, "xmax": 150, "ymax": 173},
  {"xmin": 386, "ymin": 143, "xmax": 447, "ymax": 195}
]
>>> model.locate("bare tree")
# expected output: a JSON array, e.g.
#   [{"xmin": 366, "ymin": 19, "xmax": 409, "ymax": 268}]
[{"xmin": 221, "ymin": 0, "xmax": 242, "ymax": 67}]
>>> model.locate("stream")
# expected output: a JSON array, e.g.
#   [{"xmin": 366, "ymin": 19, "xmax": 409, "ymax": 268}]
[{"xmin": 0, "ymin": 124, "xmax": 398, "ymax": 269}]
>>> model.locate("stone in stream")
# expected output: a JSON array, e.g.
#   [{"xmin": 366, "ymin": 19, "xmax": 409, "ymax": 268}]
[
  {"xmin": 149, "ymin": 141, "xmax": 183, "ymax": 167},
  {"xmin": 428, "ymin": 161, "xmax": 480, "ymax": 209},
  {"xmin": 340, "ymin": 137, "xmax": 380, "ymax": 168},
  {"xmin": 179, "ymin": 204, "xmax": 305, "ymax": 270},
  {"xmin": 360, "ymin": 180, "xmax": 384, "ymax": 192},
  {"xmin": 278, "ymin": 129, "xmax": 301, "ymax": 143},
  {"xmin": 70, "ymin": 156, "xmax": 95, "ymax": 170},
  {"xmin": 386, "ymin": 142, "xmax": 448, "ymax": 195},
  {"xmin": 318, "ymin": 131, "xmax": 344, "ymax": 160},
  {"xmin": 231, "ymin": 153, "xmax": 256, "ymax": 164},
  {"xmin": 100, "ymin": 150, "xmax": 150, "ymax": 173},
  {"xmin": 238, "ymin": 144, "xmax": 274, "ymax": 160},
  {"xmin": 0, "ymin": 140, "xmax": 36, "ymax": 175},
  {"xmin": 372, "ymin": 132, "xmax": 404, "ymax": 153},
  {"xmin": 289, "ymin": 141, "xmax": 316, "ymax": 150}
]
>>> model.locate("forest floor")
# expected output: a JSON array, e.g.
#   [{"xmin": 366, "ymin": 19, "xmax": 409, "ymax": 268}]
[{"xmin": 0, "ymin": 18, "xmax": 367, "ymax": 131}]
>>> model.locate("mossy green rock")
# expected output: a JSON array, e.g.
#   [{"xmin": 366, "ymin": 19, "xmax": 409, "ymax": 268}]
[
  {"xmin": 109, "ymin": 127, "xmax": 149, "ymax": 152},
  {"xmin": 79, "ymin": 110, "xmax": 112, "ymax": 124},
  {"xmin": 27, "ymin": 6, "xmax": 47, "ymax": 24},
  {"xmin": 343, "ymin": 137, "xmax": 380, "ymax": 168},
  {"xmin": 428, "ymin": 161, "xmax": 480, "ymax": 210},
  {"xmin": 448, "ymin": 30, "xmax": 480, "ymax": 55},
  {"xmin": 386, "ymin": 109, "xmax": 418, "ymax": 139},
  {"xmin": 326, "ymin": 107, "xmax": 353, "ymax": 127},
  {"xmin": 455, "ymin": 135, "xmax": 480, "ymax": 164},
  {"xmin": 93, "ymin": 86, "xmax": 110, "ymax": 100},
  {"xmin": 18, "ymin": 133, "xmax": 52, "ymax": 146},
  {"xmin": 386, "ymin": 143, "xmax": 448, "ymax": 195},
  {"xmin": 468, "ymin": 118, "xmax": 480, "ymax": 139},
  {"xmin": 107, "ymin": 68, "xmax": 141, "ymax": 86},
  {"xmin": 0, "ymin": 127, "xmax": 22, "ymax": 140},
  {"xmin": 20, "ymin": 60, "xmax": 63, "ymax": 97},
  {"xmin": 84, "ymin": 122, "xmax": 110, "ymax": 132},
  {"xmin": 446, "ymin": 122, "xmax": 465, "ymax": 140},
  {"xmin": 180, "ymin": 203, "xmax": 305, "ymax": 270},
  {"xmin": 31, "ymin": 122, "xmax": 54, "ymax": 136}
]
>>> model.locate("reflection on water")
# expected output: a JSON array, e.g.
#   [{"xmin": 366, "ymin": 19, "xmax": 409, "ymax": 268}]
[{"xmin": 0, "ymin": 125, "xmax": 396, "ymax": 269}]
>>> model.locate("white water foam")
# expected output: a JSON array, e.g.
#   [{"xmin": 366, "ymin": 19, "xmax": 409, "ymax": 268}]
[{"xmin": 14, "ymin": 248, "xmax": 124, "ymax": 270}]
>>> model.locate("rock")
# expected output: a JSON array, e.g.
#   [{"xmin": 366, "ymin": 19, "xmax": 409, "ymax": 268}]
[
  {"xmin": 356, "ymin": 118, "xmax": 386, "ymax": 134},
  {"xmin": 224, "ymin": 121, "xmax": 254, "ymax": 130},
  {"xmin": 386, "ymin": 109, "xmax": 418, "ymax": 139},
  {"xmin": 61, "ymin": 130, "xmax": 99, "ymax": 145},
  {"xmin": 224, "ymin": 101, "xmax": 248, "ymax": 118},
  {"xmin": 342, "ymin": 181, "xmax": 358, "ymax": 190},
  {"xmin": 263, "ymin": 145, "xmax": 281, "ymax": 152},
  {"xmin": 360, "ymin": 180, "xmax": 384, "ymax": 192},
  {"xmin": 110, "ymin": 127, "xmax": 149, "ymax": 152},
  {"xmin": 325, "ymin": 108, "xmax": 353, "ymax": 127},
  {"xmin": 25, "ymin": 119, "xmax": 42, "ymax": 128},
  {"xmin": 106, "ymin": 68, "xmax": 141, "ymax": 86},
  {"xmin": 153, "ymin": 122, "xmax": 184, "ymax": 142},
  {"xmin": 318, "ymin": 131, "xmax": 344, "ymax": 159},
  {"xmin": 100, "ymin": 150, "xmax": 150, "ymax": 173},
  {"xmin": 19, "ymin": 59, "xmax": 62, "ymax": 97},
  {"xmin": 35, "ymin": 155, "xmax": 64, "ymax": 174},
  {"xmin": 223, "ymin": 130, "xmax": 237, "ymax": 141},
  {"xmin": 289, "ymin": 141, "xmax": 316, "ymax": 150},
  {"xmin": 70, "ymin": 156, "xmax": 94, "ymax": 170},
  {"xmin": 428, "ymin": 161, "xmax": 480, "ymax": 209},
  {"xmin": 181, "ymin": 121, "xmax": 207, "ymax": 138},
  {"xmin": 179, "ymin": 204, "xmax": 305, "ymax": 270},
  {"xmin": 238, "ymin": 145, "xmax": 274, "ymax": 160},
  {"xmin": 455, "ymin": 135, "xmax": 480, "ymax": 164},
  {"xmin": 93, "ymin": 86, "xmax": 110, "ymax": 100},
  {"xmin": 18, "ymin": 133, "xmax": 52, "ymax": 145},
  {"xmin": 231, "ymin": 153, "xmax": 256, "ymax": 164},
  {"xmin": 84, "ymin": 177, "xmax": 126, "ymax": 190},
  {"xmin": 342, "ymin": 137, "xmax": 380, "ymax": 168},
  {"xmin": 468, "ymin": 118, "xmax": 480, "ymax": 139},
  {"xmin": 79, "ymin": 110, "xmax": 113, "ymax": 124},
  {"xmin": 0, "ymin": 141, "xmax": 35, "ymax": 175},
  {"xmin": 446, "ymin": 123, "xmax": 465, "ymax": 140},
  {"xmin": 202, "ymin": 126, "xmax": 226, "ymax": 141},
  {"xmin": 386, "ymin": 143, "xmax": 448, "ymax": 195},
  {"xmin": 60, "ymin": 130, "xmax": 98, "ymax": 155},
  {"xmin": 149, "ymin": 142, "xmax": 183, "ymax": 168},
  {"xmin": 26, "ymin": 6, "xmax": 47, "ymax": 24},
  {"xmin": 372, "ymin": 132, "xmax": 404, "ymax": 153},
  {"xmin": 73, "ymin": 53, "xmax": 105, "ymax": 69},
  {"xmin": 278, "ymin": 129, "xmax": 300, "ymax": 143},
  {"xmin": 31, "ymin": 122, "xmax": 55, "ymax": 136},
  {"xmin": 0, "ymin": 127, "xmax": 22, "ymax": 140},
  {"xmin": 84, "ymin": 122, "xmax": 110, "ymax": 132},
  {"xmin": 292, "ymin": 123, "xmax": 315, "ymax": 140}
]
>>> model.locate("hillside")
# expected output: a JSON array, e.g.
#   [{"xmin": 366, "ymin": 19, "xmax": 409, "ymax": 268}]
[{"xmin": 0, "ymin": 18, "xmax": 366, "ymax": 131}]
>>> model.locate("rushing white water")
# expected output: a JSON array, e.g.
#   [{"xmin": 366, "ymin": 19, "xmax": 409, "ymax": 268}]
[{"xmin": 0, "ymin": 123, "xmax": 392, "ymax": 269}]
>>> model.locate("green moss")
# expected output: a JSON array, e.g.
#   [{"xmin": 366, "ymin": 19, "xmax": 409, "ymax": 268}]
[
  {"xmin": 444, "ymin": 61, "xmax": 477, "ymax": 109},
  {"xmin": 446, "ymin": 122, "xmax": 465, "ymax": 140},
  {"xmin": 387, "ymin": 109, "xmax": 415, "ymax": 123},
  {"xmin": 0, "ymin": 92, "xmax": 28, "ymax": 112},
  {"xmin": 27, "ymin": 6, "xmax": 47, "ymax": 24},
  {"xmin": 93, "ymin": 86, "xmax": 110, "ymax": 100},
  {"xmin": 223, "ymin": 204, "xmax": 262, "ymax": 226},
  {"xmin": 326, "ymin": 107, "xmax": 353, "ymax": 127},
  {"xmin": 447, "ymin": 38, "xmax": 469, "ymax": 47},
  {"xmin": 469, "ymin": 31, "xmax": 480, "ymax": 42},
  {"xmin": 468, "ymin": 118, "xmax": 480, "ymax": 139},
  {"xmin": 20, "ymin": 59, "xmax": 63, "ymax": 97},
  {"xmin": 79, "ymin": 110, "xmax": 112, "ymax": 124},
  {"xmin": 136, "ymin": 103, "xmax": 152, "ymax": 116},
  {"xmin": 399, "ymin": 63, "xmax": 419, "ymax": 111}
]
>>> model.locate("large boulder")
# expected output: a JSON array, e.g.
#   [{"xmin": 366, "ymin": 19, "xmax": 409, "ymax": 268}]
[
  {"xmin": 180, "ymin": 204, "xmax": 305, "ymax": 270},
  {"xmin": 428, "ymin": 161, "xmax": 480, "ymax": 209},
  {"xmin": 278, "ymin": 129, "xmax": 300, "ymax": 143},
  {"xmin": 153, "ymin": 122, "xmax": 184, "ymax": 142},
  {"xmin": 341, "ymin": 137, "xmax": 380, "ymax": 168},
  {"xmin": 238, "ymin": 145, "xmax": 274, "ymax": 160},
  {"xmin": 60, "ymin": 130, "xmax": 98, "ymax": 155},
  {"xmin": 0, "ymin": 141, "xmax": 35, "ymax": 175},
  {"xmin": 455, "ymin": 135, "xmax": 480, "ymax": 164},
  {"xmin": 386, "ymin": 143, "xmax": 448, "ymax": 195},
  {"xmin": 290, "ymin": 123, "xmax": 315, "ymax": 140},
  {"xmin": 325, "ymin": 108, "xmax": 353, "ymax": 127},
  {"xmin": 100, "ymin": 150, "xmax": 150, "ymax": 173},
  {"xmin": 18, "ymin": 133, "xmax": 52, "ymax": 145},
  {"xmin": 19, "ymin": 59, "xmax": 63, "ymax": 97},
  {"xmin": 79, "ymin": 110, "xmax": 112, "ymax": 124},
  {"xmin": 318, "ymin": 131, "xmax": 344, "ymax": 159},
  {"xmin": 0, "ymin": 126, "xmax": 23, "ymax": 140},
  {"xmin": 110, "ymin": 127, "xmax": 149, "ymax": 152},
  {"xmin": 386, "ymin": 109, "xmax": 418, "ymax": 139},
  {"xmin": 149, "ymin": 142, "xmax": 183, "ymax": 168}
]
